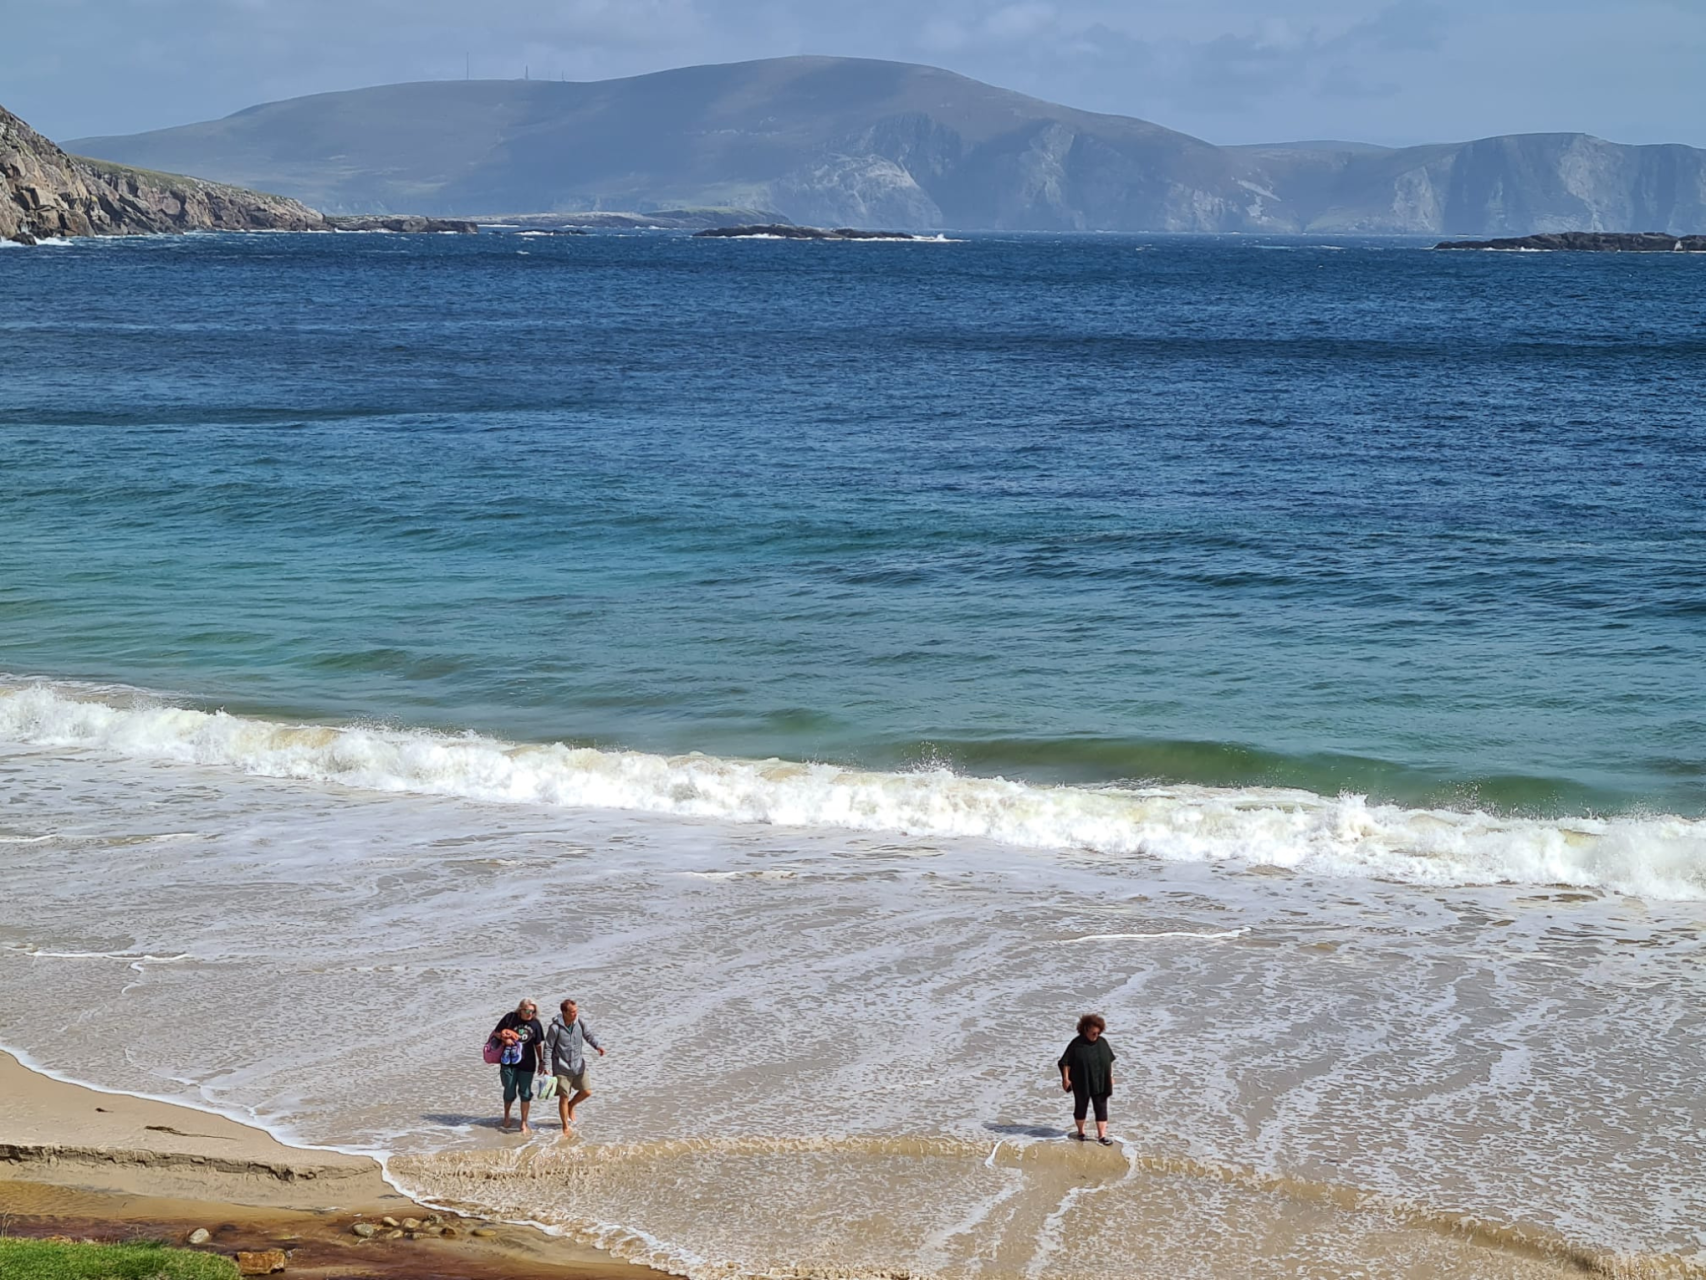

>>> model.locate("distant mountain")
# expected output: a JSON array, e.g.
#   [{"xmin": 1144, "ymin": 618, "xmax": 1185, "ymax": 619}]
[
  {"xmin": 69, "ymin": 56, "xmax": 1706, "ymax": 234},
  {"xmin": 2, "ymin": 103, "xmax": 321, "ymax": 244}
]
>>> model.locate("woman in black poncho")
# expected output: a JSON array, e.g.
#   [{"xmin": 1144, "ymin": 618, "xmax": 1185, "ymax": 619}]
[{"xmin": 1058, "ymin": 1012, "xmax": 1116, "ymax": 1145}]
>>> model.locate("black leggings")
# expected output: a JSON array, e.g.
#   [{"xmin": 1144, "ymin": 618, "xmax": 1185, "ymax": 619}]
[{"xmin": 1073, "ymin": 1089, "xmax": 1109, "ymax": 1122}]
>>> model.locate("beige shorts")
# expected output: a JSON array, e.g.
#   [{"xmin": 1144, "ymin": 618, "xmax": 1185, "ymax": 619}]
[{"xmin": 555, "ymin": 1067, "xmax": 592, "ymax": 1095}]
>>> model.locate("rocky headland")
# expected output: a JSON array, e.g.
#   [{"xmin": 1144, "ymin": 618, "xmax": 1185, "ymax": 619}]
[
  {"xmin": 694, "ymin": 223, "xmax": 927, "ymax": 240},
  {"xmin": 2, "ymin": 104, "xmax": 324, "ymax": 244},
  {"xmin": 3, "ymin": 103, "xmax": 479, "ymax": 244},
  {"xmin": 1436, "ymin": 231, "xmax": 1706, "ymax": 251}
]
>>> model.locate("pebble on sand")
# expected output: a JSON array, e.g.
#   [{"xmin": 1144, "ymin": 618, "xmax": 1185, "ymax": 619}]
[
  {"xmin": 186, "ymin": 1229, "xmax": 211, "ymax": 1245},
  {"xmin": 351, "ymin": 1223, "xmax": 377, "ymax": 1238}
]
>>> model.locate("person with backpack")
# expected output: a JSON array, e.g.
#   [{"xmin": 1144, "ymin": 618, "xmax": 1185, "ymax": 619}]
[{"xmin": 543, "ymin": 997, "xmax": 606, "ymax": 1129}]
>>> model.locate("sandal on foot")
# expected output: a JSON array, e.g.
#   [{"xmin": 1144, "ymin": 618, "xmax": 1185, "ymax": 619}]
[{"xmin": 1097, "ymin": 1137, "xmax": 1114, "ymax": 1146}]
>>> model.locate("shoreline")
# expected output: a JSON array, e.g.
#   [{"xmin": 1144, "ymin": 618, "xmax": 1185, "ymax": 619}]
[{"xmin": 0, "ymin": 1050, "xmax": 665, "ymax": 1278}]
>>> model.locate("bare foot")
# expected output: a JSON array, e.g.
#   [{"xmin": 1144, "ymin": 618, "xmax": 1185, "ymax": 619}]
[
  {"xmin": 519, "ymin": 1123, "xmax": 532, "ymax": 1134},
  {"xmin": 500, "ymin": 1120, "xmax": 512, "ymax": 1131}
]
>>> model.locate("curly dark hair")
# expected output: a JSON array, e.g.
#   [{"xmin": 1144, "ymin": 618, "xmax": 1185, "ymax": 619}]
[{"xmin": 1076, "ymin": 1013, "xmax": 1106, "ymax": 1036}]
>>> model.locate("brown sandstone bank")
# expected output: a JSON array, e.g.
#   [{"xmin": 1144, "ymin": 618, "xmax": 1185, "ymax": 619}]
[{"xmin": 0, "ymin": 1052, "xmax": 660, "ymax": 1279}]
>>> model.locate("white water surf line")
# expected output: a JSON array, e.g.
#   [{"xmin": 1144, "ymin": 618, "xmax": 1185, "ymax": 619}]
[{"xmin": 4, "ymin": 677, "xmax": 1706, "ymax": 900}]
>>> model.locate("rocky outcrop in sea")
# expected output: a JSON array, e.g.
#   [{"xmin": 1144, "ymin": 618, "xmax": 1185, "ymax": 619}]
[
  {"xmin": 693, "ymin": 224, "xmax": 926, "ymax": 240},
  {"xmin": 2, "ymin": 104, "xmax": 324, "ymax": 244},
  {"xmin": 323, "ymin": 215, "xmax": 476, "ymax": 233},
  {"xmin": 1436, "ymin": 231, "xmax": 1706, "ymax": 251}
]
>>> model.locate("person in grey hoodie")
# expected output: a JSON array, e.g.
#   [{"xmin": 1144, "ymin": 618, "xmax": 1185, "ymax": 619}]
[{"xmin": 543, "ymin": 998, "xmax": 606, "ymax": 1129}]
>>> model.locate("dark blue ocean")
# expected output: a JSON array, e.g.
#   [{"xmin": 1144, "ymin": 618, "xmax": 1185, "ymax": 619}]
[{"xmin": 2, "ymin": 231, "xmax": 1703, "ymax": 815}]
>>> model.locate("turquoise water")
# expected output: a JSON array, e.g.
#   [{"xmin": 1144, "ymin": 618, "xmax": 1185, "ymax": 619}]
[{"xmin": 1, "ymin": 231, "xmax": 1703, "ymax": 815}]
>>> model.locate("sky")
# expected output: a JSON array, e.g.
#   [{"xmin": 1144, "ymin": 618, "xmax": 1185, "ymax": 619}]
[{"xmin": 5, "ymin": 0, "xmax": 1704, "ymax": 149}]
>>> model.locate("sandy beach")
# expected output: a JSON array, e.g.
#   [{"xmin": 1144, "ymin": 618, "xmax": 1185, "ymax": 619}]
[{"xmin": 0, "ymin": 1050, "xmax": 660, "ymax": 1279}]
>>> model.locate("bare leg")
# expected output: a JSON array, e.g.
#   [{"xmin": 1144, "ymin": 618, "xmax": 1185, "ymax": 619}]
[
  {"xmin": 501, "ymin": 1102, "xmax": 513, "ymax": 1131},
  {"xmin": 519, "ymin": 1098, "xmax": 532, "ymax": 1134},
  {"xmin": 1096, "ymin": 1118, "xmax": 1109, "ymax": 1141},
  {"xmin": 564, "ymin": 1088, "xmax": 591, "ymax": 1123},
  {"xmin": 558, "ymin": 1092, "xmax": 571, "ymax": 1132}
]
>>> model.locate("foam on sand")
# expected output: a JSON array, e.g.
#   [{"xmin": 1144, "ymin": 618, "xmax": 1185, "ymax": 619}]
[{"xmin": 2, "ymin": 678, "xmax": 1702, "ymax": 899}]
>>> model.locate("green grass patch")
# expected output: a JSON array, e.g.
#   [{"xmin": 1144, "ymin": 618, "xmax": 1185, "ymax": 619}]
[
  {"xmin": 0, "ymin": 1237, "xmax": 240, "ymax": 1280},
  {"xmin": 71, "ymin": 155, "xmax": 201, "ymax": 187},
  {"xmin": 70, "ymin": 155, "xmax": 294, "ymax": 203}
]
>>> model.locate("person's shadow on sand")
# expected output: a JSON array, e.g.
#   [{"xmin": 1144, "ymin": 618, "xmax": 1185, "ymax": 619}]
[
  {"xmin": 984, "ymin": 1122, "xmax": 1069, "ymax": 1138},
  {"xmin": 421, "ymin": 1112, "xmax": 512, "ymax": 1130}
]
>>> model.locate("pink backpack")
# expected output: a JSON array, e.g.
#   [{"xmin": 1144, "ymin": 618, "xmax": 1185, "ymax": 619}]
[{"xmin": 482, "ymin": 1035, "xmax": 503, "ymax": 1065}]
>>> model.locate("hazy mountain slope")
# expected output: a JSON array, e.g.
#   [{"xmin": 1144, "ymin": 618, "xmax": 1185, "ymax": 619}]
[
  {"xmin": 67, "ymin": 57, "xmax": 1259, "ymax": 229},
  {"xmin": 2, "ymin": 103, "xmax": 321, "ymax": 244},
  {"xmin": 1259, "ymin": 133, "xmax": 1706, "ymax": 233},
  {"xmin": 70, "ymin": 56, "xmax": 1706, "ymax": 233}
]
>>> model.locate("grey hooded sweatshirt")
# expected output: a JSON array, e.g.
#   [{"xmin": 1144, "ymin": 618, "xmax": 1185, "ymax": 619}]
[{"xmin": 543, "ymin": 1013, "xmax": 602, "ymax": 1076}]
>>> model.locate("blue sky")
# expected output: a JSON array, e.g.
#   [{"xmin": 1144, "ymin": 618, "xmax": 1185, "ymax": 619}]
[{"xmin": 7, "ymin": 0, "xmax": 1704, "ymax": 149}]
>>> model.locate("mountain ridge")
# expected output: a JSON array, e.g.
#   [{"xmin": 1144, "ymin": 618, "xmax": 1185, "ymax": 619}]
[{"xmin": 68, "ymin": 55, "xmax": 1706, "ymax": 234}]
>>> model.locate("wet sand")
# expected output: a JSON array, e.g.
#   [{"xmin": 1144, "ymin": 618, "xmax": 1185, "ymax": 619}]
[{"xmin": 0, "ymin": 1051, "xmax": 661, "ymax": 1279}]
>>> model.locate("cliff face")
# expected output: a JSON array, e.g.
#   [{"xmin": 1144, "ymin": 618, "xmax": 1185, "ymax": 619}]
[
  {"xmin": 2, "ymin": 104, "xmax": 323, "ymax": 244},
  {"xmin": 1245, "ymin": 133, "xmax": 1706, "ymax": 234}
]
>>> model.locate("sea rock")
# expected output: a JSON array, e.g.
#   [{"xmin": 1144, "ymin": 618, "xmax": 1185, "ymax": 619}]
[
  {"xmin": 350, "ymin": 1222, "xmax": 377, "ymax": 1238},
  {"xmin": 187, "ymin": 1228, "xmax": 211, "ymax": 1245},
  {"xmin": 399, "ymin": 1217, "xmax": 422, "ymax": 1230},
  {"xmin": 439, "ymin": 1226, "xmax": 459, "ymax": 1238},
  {"xmin": 1436, "ymin": 231, "xmax": 1706, "ymax": 252},
  {"xmin": 470, "ymin": 1227, "xmax": 497, "ymax": 1237},
  {"xmin": 385, "ymin": 1229, "xmax": 405, "ymax": 1240},
  {"xmin": 233, "ymin": 1249, "xmax": 287, "ymax": 1274},
  {"xmin": 380, "ymin": 1217, "xmax": 399, "ymax": 1228},
  {"xmin": 323, "ymin": 215, "xmax": 476, "ymax": 234},
  {"xmin": 693, "ymin": 223, "xmax": 925, "ymax": 240}
]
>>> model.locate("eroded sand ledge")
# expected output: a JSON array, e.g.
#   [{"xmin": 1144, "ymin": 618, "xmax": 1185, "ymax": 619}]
[{"xmin": 0, "ymin": 1051, "xmax": 659, "ymax": 1279}]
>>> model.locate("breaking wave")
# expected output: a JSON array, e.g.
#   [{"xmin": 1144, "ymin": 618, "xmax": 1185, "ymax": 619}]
[{"xmin": 2, "ymin": 679, "xmax": 1702, "ymax": 899}]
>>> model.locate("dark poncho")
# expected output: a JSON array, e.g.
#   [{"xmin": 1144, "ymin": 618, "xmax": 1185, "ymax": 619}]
[{"xmin": 1058, "ymin": 1034, "xmax": 1116, "ymax": 1096}]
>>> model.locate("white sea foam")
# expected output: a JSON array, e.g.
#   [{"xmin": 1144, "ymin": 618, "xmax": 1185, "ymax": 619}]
[
  {"xmin": 1058, "ymin": 929, "xmax": 1250, "ymax": 943},
  {"xmin": 1, "ymin": 679, "xmax": 1702, "ymax": 899}
]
